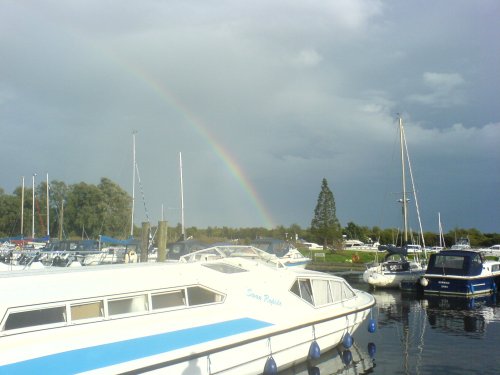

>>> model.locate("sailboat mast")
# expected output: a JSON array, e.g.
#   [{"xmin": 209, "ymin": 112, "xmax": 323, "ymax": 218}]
[
  {"xmin": 21, "ymin": 176, "xmax": 24, "ymax": 237},
  {"xmin": 130, "ymin": 131, "xmax": 137, "ymax": 237},
  {"xmin": 46, "ymin": 173, "xmax": 50, "ymax": 237},
  {"xmin": 179, "ymin": 152, "xmax": 185, "ymax": 240},
  {"xmin": 32, "ymin": 173, "xmax": 36, "ymax": 238},
  {"xmin": 438, "ymin": 212, "xmax": 445, "ymax": 248},
  {"xmin": 399, "ymin": 117, "xmax": 408, "ymax": 244}
]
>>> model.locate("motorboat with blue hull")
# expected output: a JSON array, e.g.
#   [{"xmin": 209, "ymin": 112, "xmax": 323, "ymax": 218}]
[
  {"xmin": 418, "ymin": 249, "xmax": 500, "ymax": 296},
  {"xmin": 0, "ymin": 245, "xmax": 375, "ymax": 374}
]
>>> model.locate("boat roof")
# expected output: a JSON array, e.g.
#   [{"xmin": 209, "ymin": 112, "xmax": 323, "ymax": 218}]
[{"xmin": 436, "ymin": 249, "xmax": 482, "ymax": 257}]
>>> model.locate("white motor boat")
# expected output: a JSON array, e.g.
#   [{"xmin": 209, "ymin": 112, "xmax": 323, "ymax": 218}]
[
  {"xmin": 249, "ymin": 238, "xmax": 311, "ymax": 268},
  {"xmin": 0, "ymin": 245, "xmax": 374, "ymax": 374}
]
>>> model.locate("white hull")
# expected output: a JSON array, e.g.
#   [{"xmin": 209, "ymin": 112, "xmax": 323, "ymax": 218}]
[
  {"xmin": 363, "ymin": 263, "xmax": 425, "ymax": 288},
  {"xmin": 0, "ymin": 246, "xmax": 374, "ymax": 374}
]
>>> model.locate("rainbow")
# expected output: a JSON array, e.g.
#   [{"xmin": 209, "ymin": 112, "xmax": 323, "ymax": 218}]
[{"xmin": 121, "ymin": 64, "xmax": 276, "ymax": 228}]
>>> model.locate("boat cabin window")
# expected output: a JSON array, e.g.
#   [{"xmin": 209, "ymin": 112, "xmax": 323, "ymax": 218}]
[
  {"xmin": 108, "ymin": 294, "xmax": 148, "ymax": 316},
  {"xmin": 71, "ymin": 301, "xmax": 104, "ymax": 321},
  {"xmin": 311, "ymin": 279, "xmax": 333, "ymax": 306},
  {"xmin": 291, "ymin": 278, "xmax": 356, "ymax": 306},
  {"xmin": 187, "ymin": 286, "xmax": 224, "ymax": 306},
  {"xmin": 434, "ymin": 255, "xmax": 464, "ymax": 271},
  {"xmin": 152, "ymin": 290, "xmax": 186, "ymax": 310},
  {"xmin": 4, "ymin": 306, "xmax": 66, "ymax": 331},
  {"xmin": 290, "ymin": 279, "xmax": 314, "ymax": 305}
]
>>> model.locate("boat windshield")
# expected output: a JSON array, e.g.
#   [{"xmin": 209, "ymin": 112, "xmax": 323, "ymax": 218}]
[{"xmin": 179, "ymin": 246, "xmax": 285, "ymax": 268}]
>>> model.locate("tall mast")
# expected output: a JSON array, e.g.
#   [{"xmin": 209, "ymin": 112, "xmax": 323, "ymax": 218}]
[
  {"xmin": 46, "ymin": 173, "xmax": 50, "ymax": 237},
  {"xmin": 399, "ymin": 117, "xmax": 408, "ymax": 244},
  {"xmin": 21, "ymin": 176, "xmax": 24, "ymax": 237},
  {"xmin": 179, "ymin": 152, "xmax": 185, "ymax": 240},
  {"xmin": 130, "ymin": 131, "xmax": 137, "ymax": 237},
  {"xmin": 32, "ymin": 173, "xmax": 36, "ymax": 238},
  {"xmin": 438, "ymin": 212, "xmax": 445, "ymax": 248}
]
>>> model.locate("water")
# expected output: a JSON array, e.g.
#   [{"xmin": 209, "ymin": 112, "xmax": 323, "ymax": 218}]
[{"xmin": 281, "ymin": 272, "xmax": 500, "ymax": 375}]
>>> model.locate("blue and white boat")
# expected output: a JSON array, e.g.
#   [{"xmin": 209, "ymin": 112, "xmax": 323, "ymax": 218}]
[
  {"xmin": 0, "ymin": 245, "xmax": 374, "ymax": 374},
  {"xmin": 418, "ymin": 249, "xmax": 500, "ymax": 296}
]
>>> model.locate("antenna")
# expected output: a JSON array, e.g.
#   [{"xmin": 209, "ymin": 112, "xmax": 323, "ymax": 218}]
[
  {"xmin": 32, "ymin": 173, "xmax": 37, "ymax": 238},
  {"xmin": 130, "ymin": 131, "xmax": 137, "ymax": 237},
  {"xmin": 179, "ymin": 152, "xmax": 185, "ymax": 240}
]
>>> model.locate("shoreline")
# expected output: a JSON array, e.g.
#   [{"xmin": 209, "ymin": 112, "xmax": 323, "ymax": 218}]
[{"xmin": 306, "ymin": 262, "xmax": 366, "ymax": 272}]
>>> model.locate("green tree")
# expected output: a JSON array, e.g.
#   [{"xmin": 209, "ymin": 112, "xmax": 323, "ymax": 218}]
[
  {"xmin": 0, "ymin": 190, "xmax": 20, "ymax": 237},
  {"xmin": 98, "ymin": 178, "xmax": 131, "ymax": 238},
  {"xmin": 64, "ymin": 182, "xmax": 106, "ymax": 238},
  {"xmin": 310, "ymin": 178, "xmax": 341, "ymax": 249}
]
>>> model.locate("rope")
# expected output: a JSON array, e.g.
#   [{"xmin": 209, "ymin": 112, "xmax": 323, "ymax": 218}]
[{"xmin": 135, "ymin": 162, "xmax": 150, "ymax": 224}]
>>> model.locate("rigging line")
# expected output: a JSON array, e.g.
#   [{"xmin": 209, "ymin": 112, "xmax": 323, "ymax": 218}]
[
  {"xmin": 135, "ymin": 161, "xmax": 150, "ymax": 224},
  {"xmin": 402, "ymin": 125, "xmax": 426, "ymax": 254}
]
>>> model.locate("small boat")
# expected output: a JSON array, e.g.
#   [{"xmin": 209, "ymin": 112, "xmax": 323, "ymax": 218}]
[
  {"xmin": 165, "ymin": 239, "xmax": 209, "ymax": 260},
  {"xmin": 0, "ymin": 245, "xmax": 374, "ymax": 374},
  {"xmin": 362, "ymin": 117, "xmax": 427, "ymax": 288},
  {"xmin": 450, "ymin": 237, "xmax": 472, "ymax": 250},
  {"xmin": 363, "ymin": 244, "xmax": 426, "ymax": 288},
  {"xmin": 344, "ymin": 240, "xmax": 380, "ymax": 251},
  {"xmin": 249, "ymin": 237, "xmax": 311, "ymax": 268},
  {"xmin": 418, "ymin": 249, "xmax": 500, "ymax": 296}
]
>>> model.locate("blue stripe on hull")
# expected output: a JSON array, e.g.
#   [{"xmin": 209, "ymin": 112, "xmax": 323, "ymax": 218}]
[{"xmin": 0, "ymin": 318, "xmax": 272, "ymax": 374}]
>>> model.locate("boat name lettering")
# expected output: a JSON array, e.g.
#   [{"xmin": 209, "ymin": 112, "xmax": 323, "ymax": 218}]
[
  {"xmin": 438, "ymin": 281, "xmax": 450, "ymax": 285},
  {"xmin": 246, "ymin": 289, "xmax": 282, "ymax": 306}
]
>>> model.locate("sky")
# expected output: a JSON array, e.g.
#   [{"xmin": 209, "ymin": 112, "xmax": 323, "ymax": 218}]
[{"xmin": 1, "ymin": 1, "xmax": 499, "ymax": 234}]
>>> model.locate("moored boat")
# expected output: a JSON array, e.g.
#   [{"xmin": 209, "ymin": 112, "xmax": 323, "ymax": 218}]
[
  {"xmin": 0, "ymin": 245, "xmax": 374, "ymax": 374},
  {"xmin": 363, "ymin": 244, "xmax": 426, "ymax": 288},
  {"xmin": 418, "ymin": 249, "xmax": 500, "ymax": 296},
  {"xmin": 249, "ymin": 237, "xmax": 311, "ymax": 268}
]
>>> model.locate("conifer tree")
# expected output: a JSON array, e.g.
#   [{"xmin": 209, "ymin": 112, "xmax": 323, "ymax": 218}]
[{"xmin": 311, "ymin": 178, "xmax": 341, "ymax": 249}]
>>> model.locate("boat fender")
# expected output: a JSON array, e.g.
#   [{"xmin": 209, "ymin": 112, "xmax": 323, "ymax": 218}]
[
  {"xmin": 263, "ymin": 356, "xmax": 277, "ymax": 375},
  {"xmin": 492, "ymin": 282, "xmax": 497, "ymax": 293},
  {"xmin": 342, "ymin": 350, "xmax": 352, "ymax": 365},
  {"xmin": 368, "ymin": 342, "xmax": 377, "ymax": 358},
  {"xmin": 125, "ymin": 250, "xmax": 138, "ymax": 263},
  {"xmin": 307, "ymin": 366, "xmax": 320, "ymax": 375},
  {"xmin": 342, "ymin": 332, "xmax": 353, "ymax": 349},
  {"xmin": 368, "ymin": 319, "xmax": 377, "ymax": 333},
  {"xmin": 308, "ymin": 340, "xmax": 321, "ymax": 360},
  {"xmin": 419, "ymin": 277, "xmax": 428, "ymax": 287}
]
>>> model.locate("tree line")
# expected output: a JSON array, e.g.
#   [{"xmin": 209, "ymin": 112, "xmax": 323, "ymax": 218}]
[{"xmin": 0, "ymin": 177, "xmax": 498, "ymax": 248}]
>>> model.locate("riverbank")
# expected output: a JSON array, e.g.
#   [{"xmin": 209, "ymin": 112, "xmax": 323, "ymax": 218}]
[
  {"xmin": 306, "ymin": 261, "xmax": 366, "ymax": 272},
  {"xmin": 300, "ymin": 248, "xmax": 378, "ymax": 272}
]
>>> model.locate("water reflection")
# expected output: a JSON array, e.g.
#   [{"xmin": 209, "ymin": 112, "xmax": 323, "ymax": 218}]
[
  {"xmin": 419, "ymin": 293, "xmax": 499, "ymax": 337},
  {"xmin": 337, "ymin": 272, "xmax": 500, "ymax": 375},
  {"xmin": 279, "ymin": 342, "xmax": 375, "ymax": 375}
]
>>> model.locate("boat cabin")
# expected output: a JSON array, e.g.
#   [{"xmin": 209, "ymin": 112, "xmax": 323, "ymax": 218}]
[{"xmin": 426, "ymin": 250, "xmax": 485, "ymax": 277}]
